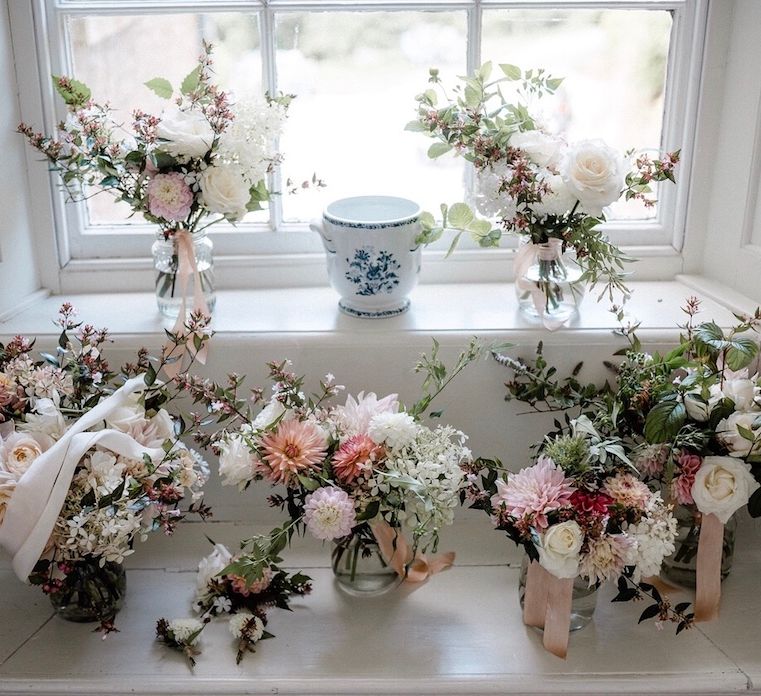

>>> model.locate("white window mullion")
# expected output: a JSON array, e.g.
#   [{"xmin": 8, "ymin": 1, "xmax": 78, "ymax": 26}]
[
  {"xmin": 261, "ymin": 4, "xmax": 283, "ymax": 232},
  {"xmin": 464, "ymin": 1, "xmax": 482, "ymax": 204}
]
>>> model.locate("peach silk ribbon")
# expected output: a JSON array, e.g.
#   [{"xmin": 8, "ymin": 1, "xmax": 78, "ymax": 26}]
[
  {"xmin": 694, "ymin": 512, "xmax": 723, "ymax": 622},
  {"xmin": 513, "ymin": 239, "xmax": 569, "ymax": 332},
  {"xmin": 162, "ymin": 229, "xmax": 209, "ymax": 380},
  {"xmin": 522, "ymin": 560, "xmax": 574, "ymax": 659},
  {"xmin": 371, "ymin": 520, "xmax": 455, "ymax": 584}
]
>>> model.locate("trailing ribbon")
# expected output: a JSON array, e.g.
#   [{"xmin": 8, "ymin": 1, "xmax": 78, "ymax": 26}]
[
  {"xmin": 371, "ymin": 520, "xmax": 455, "ymax": 584},
  {"xmin": 163, "ymin": 229, "xmax": 210, "ymax": 380},
  {"xmin": 522, "ymin": 560, "xmax": 574, "ymax": 659},
  {"xmin": 514, "ymin": 240, "xmax": 570, "ymax": 332},
  {"xmin": 694, "ymin": 512, "xmax": 723, "ymax": 622},
  {"xmin": 0, "ymin": 377, "xmax": 165, "ymax": 581}
]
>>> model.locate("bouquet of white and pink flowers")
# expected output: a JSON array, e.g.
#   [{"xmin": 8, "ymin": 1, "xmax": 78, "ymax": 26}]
[
  {"xmin": 466, "ymin": 416, "xmax": 687, "ymax": 658},
  {"xmin": 410, "ymin": 63, "xmax": 679, "ymax": 325},
  {"xmin": 18, "ymin": 42, "xmax": 311, "ymax": 319},
  {"xmin": 157, "ymin": 340, "xmax": 481, "ymax": 665},
  {"xmin": 0, "ymin": 305, "xmax": 211, "ymax": 632}
]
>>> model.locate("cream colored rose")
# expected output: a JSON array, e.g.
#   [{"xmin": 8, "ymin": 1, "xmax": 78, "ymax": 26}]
[
  {"xmin": 0, "ymin": 432, "xmax": 43, "ymax": 478},
  {"xmin": 691, "ymin": 456, "xmax": 760, "ymax": 523},
  {"xmin": 130, "ymin": 409, "xmax": 175, "ymax": 448},
  {"xmin": 218, "ymin": 435, "xmax": 255, "ymax": 488},
  {"xmin": 538, "ymin": 520, "xmax": 584, "ymax": 579},
  {"xmin": 510, "ymin": 130, "xmax": 564, "ymax": 168},
  {"xmin": 711, "ymin": 377, "xmax": 758, "ymax": 412},
  {"xmin": 18, "ymin": 399, "xmax": 65, "ymax": 443},
  {"xmin": 561, "ymin": 139, "xmax": 625, "ymax": 217},
  {"xmin": 156, "ymin": 108, "xmax": 214, "ymax": 158},
  {"xmin": 252, "ymin": 399, "xmax": 288, "ymax": 431},
  {"xmin": 717, "ymin": 411, "xmax": 761, "ymax": 457},
  {"xmin": 200, "ymin": 164, "xmax": 251, "ymax": 221},
  {"xmin": 532, "ymin": 174, "xmax": 577, "ymax": 217}
]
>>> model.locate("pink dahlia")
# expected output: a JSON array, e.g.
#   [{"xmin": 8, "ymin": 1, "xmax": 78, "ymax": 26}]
[
  {"xmin": 579, "ymin": 533, "xmax": 636, "ymax": 586},
  {"xmin": 490, "ymin": 457, "xmax": 575, "ymax": 531},
  {"xmin": 146, "ymin": 172, "xmax": 193, "ymax": 222},
  {"xmin": 603, "ymin": 473, "xmax": 652, "ymax": 510},
  {"xmin": 635, "ymin": 444, "xmax": 669, "ymax": 477},
  {"xmin": 671, "ymin": 452, "xmax": 703, "ymax": 505},
  {"xmin": 303, "ymin": 487, "xmax": 356, "ymax": 540},
  {"xmin": 229, "ymin": 567, "xmax": 273, "ymax": 597},
  {"xmin": 258, "ymin": 419, "xmax": 327, "ymax": 487},
  {"xmin": 334, "ymin": 391, "xmax": 399, "ymax": 436},
  {"xmin": 332, "ymin": 434, "xmax": 384, "ymax": 484}
]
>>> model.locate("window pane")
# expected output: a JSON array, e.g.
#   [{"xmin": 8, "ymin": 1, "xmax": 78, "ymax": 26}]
[
  {"xmin": 65, "ymin": 12, "xmax": 263, "ymax": 227},
  {"xmin": 275, "ymin": 10, "xmax": 467, "ymax": 222},
  {"xmin": 481, "ymin": 9, "xmax": 672, "ymax": 220}
]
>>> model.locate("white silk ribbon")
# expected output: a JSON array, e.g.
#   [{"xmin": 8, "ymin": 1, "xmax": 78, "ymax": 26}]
[{"xmin": 0, "ymin": 376, "xmax": 165, "ymax": 581}]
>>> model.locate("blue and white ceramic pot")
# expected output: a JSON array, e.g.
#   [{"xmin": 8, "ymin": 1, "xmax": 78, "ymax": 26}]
[{"xmin": 311, "ymin": 196, "xmax": 422, "ymax": 318}]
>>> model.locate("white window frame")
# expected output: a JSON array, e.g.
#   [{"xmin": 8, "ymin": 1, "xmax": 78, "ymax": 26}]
[{"xmin": 11, "ymin": 0, "xmax": 708, "ymax": 293}]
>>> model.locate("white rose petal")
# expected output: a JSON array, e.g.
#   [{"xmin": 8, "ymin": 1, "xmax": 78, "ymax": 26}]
[
  {"xmin": 538, "ymin": 520, "xmax": 584, "ymax": 579},
  {"xmin": 199, "ymin": 163, "xmax": 251, "ymax": 221},
  {"xmin": 218, "ymin": 435, "xmax": 255, "ymax": 488},
  {"xmin": 532, "ymin": 174, "xmax": 577, "ymax": 218},
  {"xmin": 510, "ymin": 130, "xmax": 564, "ymax": 168},
  {"xmin": 156, "ymin": 109, "xmax": 214, "ymax": 159},
  {"xmin": 691, "ymin": 456, "xmax": 760, "ymax": 523},
  {"xmin": 195, "ymin": 543, "xmax": 233, "ymax": 604},
  {"xmin": 561, "ymin": 139, "xmax": 625, "ymax": 217},
  {"xmin": 252, "ymin": 400, "xmax": 288, "ymax": 430},
  {"xmin": 717, "ymin": 411, "xmax": 761, "ymax": 457}
]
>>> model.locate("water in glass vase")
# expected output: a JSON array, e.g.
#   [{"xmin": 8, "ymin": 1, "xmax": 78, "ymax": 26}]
[
  {"xmin": 518, "ymin": 556, "xmax": 597, "ymax": 631},
  {"xmin": 153, "ymin": 230, "xmax": 216, "ymax": 319},
  {"xmin": 48, "ymin": 559, "xmax": 127, "ymax": 623},
  {"xmin": 331, "ymin": 533, "xmax": 399, "ymax": 596}
]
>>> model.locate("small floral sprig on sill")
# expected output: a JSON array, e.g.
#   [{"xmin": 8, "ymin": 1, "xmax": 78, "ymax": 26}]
[
  {"xmin": 409, "ymin": 62, "xmax": 681, "ymax": 302},
  {"xmin": 155, "ymin": 618, "xmax": 204, "ymax": 668}
]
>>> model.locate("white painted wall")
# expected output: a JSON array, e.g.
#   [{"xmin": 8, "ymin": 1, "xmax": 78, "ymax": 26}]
[{"xmin": 0, "ymin": 3, "xmax": 41, "ymax": 318}]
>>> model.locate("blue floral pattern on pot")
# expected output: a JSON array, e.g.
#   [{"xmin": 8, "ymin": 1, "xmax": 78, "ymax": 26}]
[{"xmin": 345, "ymin": 247, "xmax": 401, "ymax": 296}]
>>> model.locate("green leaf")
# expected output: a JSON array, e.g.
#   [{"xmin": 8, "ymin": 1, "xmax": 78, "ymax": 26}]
[
  {"xmin": 638, "ymin": 603, "xmax": 661, "ymax": 624},
  {"xmin": 52, "ymin": 75, "xmax": 91, "ymax": 107},
  {"xmin": 427, "ymin": 142, "xmax": 452, "ymax": 159},
  {"xmin": 644, "ymin": 399, "xmax": 686, "ymax": 443},
  {"xmin": 499, "ymin": 64, "xmax": 522, "ymax": 81},
  {"xmin": 467, "ymin": 217, "xmax": 492, "ymax": 239},
  {"xmin": 144, "ymin": 77, "xmax": 173, "ymax": 100},
  {"xmin": 447, "ymin": 202, "xmax": 474, "ymax": 229},
  {"xmin": 747, "ymin": 487, "xmax": 761, "ymax": 518},
  {"xmin": 694, "ymin": 321, "xmax": 726, "ymax": 349},
  {"xmin": 404, "ymin": 120, "xmax": 428, "ymax": 133},
  {"xmin": 180, "ymin": 67, "xmax": 201, "ymax": 96},
  {"xmin": 546, "ymin": 77, "xmax": 564, "ymax": 92},
  {"xmin": 296, "ymin": 475, "xmax": 319, "ymax": 492},
  {"xmin": 725, "ymin": 336, "xmax": 758, "ymax": 371},
  {"xmin": 478, "ymin": 61, "xmax": 493, "ymax": 81}
]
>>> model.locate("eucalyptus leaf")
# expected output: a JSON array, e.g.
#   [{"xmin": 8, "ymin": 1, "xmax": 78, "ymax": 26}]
[{"xmin": 144, "ymin": 77, "xmax": 173, "ymax": 100}]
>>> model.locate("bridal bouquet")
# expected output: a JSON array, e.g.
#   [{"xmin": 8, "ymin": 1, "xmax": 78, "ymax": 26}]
[
  {"xmin": 0, "ymin": 304, "xmax": 211, "ymax": 631},
  {"xmin": 409, "ymin": 63, "xmax": 679, "ymax": 322},
  {"xmin": 18, "ymin": 42, "xmax": 309, "ymax": 318},
  {"xmin": 157, "ymin": 339, "xmax": 481, "ymax": 665},
  {"xmin": 466, "ymin": 416, "xmax": 686, "ymax": 658}
]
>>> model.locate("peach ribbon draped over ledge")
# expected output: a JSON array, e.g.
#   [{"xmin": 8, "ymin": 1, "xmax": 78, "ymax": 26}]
[
  {"xmin": 522, "ymin": 560, "xmax": 574, "ymax": 659},
  {"xmin": 371, "ymin": 520, "xmax": 455, "ymax": 585}
]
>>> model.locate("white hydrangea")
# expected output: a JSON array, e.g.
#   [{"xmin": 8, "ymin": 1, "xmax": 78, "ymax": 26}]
[
  {"xmin": 475, "ymin": 162, "xmax": 518, "ymax": 220},
  {"xmin": 169, "ymin": 618, "xmax": 204, "ymax": 643},
  {"xmin": 228, "ymin": 612, "xmax": 264, "ymax": 641},
  {"xmin": 367, "ymin": 412, "xmax": 418, "ymax": 451},
  {"xmin": 381, "ymin": 425, "xmax": 470, "ymax": 529},
  {"xmin": 625, "ymin": 492, "xmax": 678, "ymax": 582}
]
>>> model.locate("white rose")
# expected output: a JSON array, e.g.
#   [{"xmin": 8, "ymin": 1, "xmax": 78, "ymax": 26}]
[
  {"xmin": 199, "ymin": 164, "xmax": 251, "ymax": 221},
  {"xmin": 218, "ymin": 435, "xmax": 255, "ymax": 488},
  {"xmin": 130, "ymin": 409, "xmax": 175, "ymax": 448},
  {"xmin": 510, "ymin": 130, "xmax": 564, "ymax": 168},
  {"xmin": 711, "ymin": 378, "xmax": 758, "ymax": 412},
  {"xmin": 532, "ymin": 174, "xmax": 577, "ymax": 217},
  {"xmin": 196, "ymin": 543, "xmax": 233, "ymax": 599},
  {"xmin": 691, "ymin": 456, "xmax": 759, "ymax": 523},
  {"xmin": 0, "ymin": 432, "xmax": 44, "ymax": 478},
  {"xmin": 561, "ymin": 140, "xmax": 625, "ymax": 217},
  {"xmin": 717, "ymin": 411, "xmax": 761, "ymax": 457},
  {"xmin": 18, "ymin": 399, "xmax": 66, "ymax": 444},
  {"xmin": 252, "ymin": 400, "xmax": 288, "ymax": 431},
  {"xmin": 105, "ymin": 393, "xmax": 146, "ymax": 433},
  {"xmin": 538, "ymin": 520, "xmax": 584, "ymax": 579},
  {"xmin": 156, "ymin": 109, "xmax": 214, "ymax": 158}
]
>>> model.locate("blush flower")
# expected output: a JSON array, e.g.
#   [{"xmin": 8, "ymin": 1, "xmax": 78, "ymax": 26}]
[
  {"xmin": 671, "ymin": 452, "xmax": 703, "ymax": 505},
  {"xmin": 334, "ymin": 391, "xmax": 399, "ymax": 437},
  {"xmin": 229, "ymin": 567, "xmax": 273, "ymax": 597},
  {"xmin": 258, "ymin": 419, "xmax": 327, "ymax": 486},
  {"xmin": 579, "ymin": 533, "xmax": 636, "ymax": 586},
  {"xmin": 603, "ymin": 472, "xmax": 652, "ymax": 509},
  {"xmin": 303, "ymin": 487, "xmax": 356, "ymax": 540},
  {"xmin": 635, "ymin": 444, "xmax": 669, "ymax": 477},
  {"xmin": 490, "ymin": 457, "xmax": 575, "ymax": 531},
  {"xmin": 146, "ymin": 172, "xmax": 193, "ymax": 222},
  {"xmin": 332, "ymin": 434, "xmax": 384, "ymax": 484}
]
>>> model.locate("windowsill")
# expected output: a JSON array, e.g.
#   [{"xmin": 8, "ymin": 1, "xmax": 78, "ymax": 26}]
[
  {"xmin": 1, "ymin": 277, "xmax": 754, "ymax": 341},
  {"xmin": 1, "ymin": 517, "xmax": 759, "ymax": 694}
]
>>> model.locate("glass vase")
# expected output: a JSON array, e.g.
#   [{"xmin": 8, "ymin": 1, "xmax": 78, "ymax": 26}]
[
  {"xmin": 331, "ymin": 532, "xmax": 400, "ymax": 597},
  {"xmin": 518, "ymin": 556, "xmax": 598, "ymax": 631},
  {"xmin": 515, "ymin": 239, "xmax": 585, "ymax": 324},
  {"xmin": 49, "ymin": 559, "xmax": 127, "ymax": 623},
  {"xmin": 152, "ymin": 229, "xmax": 216, "ymax": 319},
  {"xmin": 661, "ymin": 505, "xmax": 737, "ymax": 588}
]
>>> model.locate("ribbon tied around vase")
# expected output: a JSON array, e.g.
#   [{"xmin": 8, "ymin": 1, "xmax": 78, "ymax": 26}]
[
  {"xmin": 370, "ymin": 520, "xmax": 455, "ymax": 585},
  {"xmin": 694, "ymin": 511, "xmax": 724, "ymax": 622},
  {"xmin": 514, "ymin": 239, "xmax": 576, "ymax": 332},
  {"xmin": 0, "ymin": 377, "xmax": 166, "ymax": 581},
  {"xmin": 162, "ymin": 228, "xmax": 210, "ymax": 380},
  {"xmin": 522, "ymin": 559, "xmax": 574, "ymax": 659}
]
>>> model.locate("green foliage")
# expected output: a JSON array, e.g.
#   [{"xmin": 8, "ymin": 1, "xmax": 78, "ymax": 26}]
[
  {"xmin": 52, "ymin": 75, "xmax": 91, "ymax": 107},
  {"xmin": 144, "ymin": 77, "xmax": 173, "ymax": 99}
]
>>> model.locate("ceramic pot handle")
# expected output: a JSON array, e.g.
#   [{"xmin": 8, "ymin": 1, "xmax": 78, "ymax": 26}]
[{"xmin": 310, "ymin": 219, "xmax": 335, "ymax": 254}]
